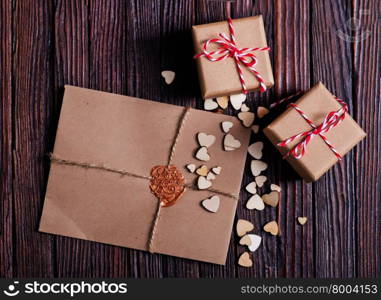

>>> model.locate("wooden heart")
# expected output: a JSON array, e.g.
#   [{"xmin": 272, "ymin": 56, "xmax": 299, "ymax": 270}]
[
  {"xmin": 197, "ymin": 176, "xmax": 212, "ymax": 190},
  {"xmin": 245, "ymin": 182, "xmax": 257, "ymax": 194},
  {"xmin": 238, "ymin": 112, "xmax": 255, "ymax": 128},
  {"xmin": 161, "ymin": 70, "xmax": 175, "ymax": 84},
  {"xmin": 248, "ymin": 142, "xmax": 263, "ymax": 159},
  {"xmin": 221, "ymin": 121, "xmax": 233, "ymax": 133},
  {"xmin": 236, "ymin": 219, "xmax": 254, "ymax": 237},
  {"xmin": 241, "ymin": 103, "xmax": 250, "ymax": 112},
  {"xmin": 186, "ymin": 164, "xmax": 196, "ymax": 173},
  {"xmin": 270, "ymin": 184, "xmax": 281, "ymax": 192},
  {"xmin": 297, "ymin": 217, "xmax": 307, "ymax": 225},
  {"xmin": 262, "ymin": 191, "xmax": 279, "ymax": 207},
  {"xmin": 251, "ymin": 160, "xmax": 268, "ymax": 176},
  {"xmin": 195, "ymin": 146, "xmax": 210, "ymax": 161},
  {"xmin": 196, "ymin": 165, "xmax": 208, "ymax": 176},
  {"xmin": 263, "ymin": 221, "xmax": 279, "ymax": 235},
  {"xmin": 239, "ymin": 234, "xmax": 262, "ymax": 252},
  {"xmin": 246, "ymin": 194, "xmax": 265, "ymax": 210},
  {"xmin": 230, "ymin": 93, "xmax": 246, "ymax": 110},
  {"xmin": 224, "ymin": 134, "xmax": 241, "ymax": 151},
  {"xmin": 212, "ymin": 166, "xmax": 222, "ymax": 175},
  {"xmin": 206, "ymin": 171, "xmax": 216, "ymax": 180},
  {"xmin": 216, "ymin": 96, "xmax": 229, "ymax": 109},
  {"xmin": 201, "ymin": 195, "xmax": 220, "ymax": 213},
  {"xmin": 239, "ymin": 235, "xmax": 252, "ymax": 246},
  {"xmin": 197, "ymin": 132, "xmax": 216, "ymax": 148},
  {"xmin": 255, "ymin": 175, "xmax": 267, "ymax": 187},
  {"xmin": 204, "ymin": 98, "xmax": 218, "ymax": 111},
  {"xmin": 238, "ymin": 252, "xmax": 253, "ymax": 267},
  {"xmin": 257, "ymin": 106, "xmax": 269, "ymax": 118}
]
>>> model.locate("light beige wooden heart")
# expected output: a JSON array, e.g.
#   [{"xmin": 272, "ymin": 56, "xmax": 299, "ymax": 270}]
[
  {"xmin": 201, "ymin": 195, "xmax": 220, "ymax": 213},
  {"xmin": 297, "ymin": 217, "xmax": 307, "ymax": 225},
  {"xmin": 216, "ymin": 96, "xmax": 229, "ymax": 109},
  {"xmin": 271, "ymin": 184, "xmax": 281, "ymax": 192},
  {"xmin": 197, "ymin": 132, "xmax": 216, "ymax": 148},
  {"xmin": 196, "ymin": 165, "xmax": 208, "ymax": 176},
  {"xmin": 248, "ymin": 142, "xmax": 263, "ymax": 159},
  {"xmin": 257, "ymin": 106, "xmax": 269, "ymax": 118},
  {"xmin": 255, "ymin": 175, "xmax": 267, "ymax": 187},
  {"xmin": 230, "ymin": 93, "xmax": 246, "ymax": 110},
  {"xmin": 221, "ymin": 121, "xmax": 233, "ymax": 133},
  {"xmin": 238, "ymin": 252, "xmax": 253, "ymax": 267},
  {"xmin": 236, "ymin": 219, "xmax": 254, "ymax": 237},
  {"xmin": 161, "ymin": 70, "xmax": 175, "ymax": 84},
  {"xmin": 206, "ymin": 171, "xmax": 216, "ymax": 180},
  {"xmin": 245, "ymin": 182, "xmax": 257, "ymax": 194},
  {"xmin": 186, "ymin": 164, "xmax": 196, "ymax": 173},
  {"xmin": 238, "ymin": 112, "xmax": 255, "ymax": 128},
  {"xmin": 224, "ymin": 134, "xmax": 241, "ymax": 151},
  {"xmin": 246, "ymin": 194, "xmax": 265, "ymax": 210},
  {"xmin": 262, "ymin": 191, "xmax": 279, "ymax": 207},
  {"xmin": 251, "ymin": 160, "xmax": 268, "ymax": 176},
  {"xmin": 241, "ymin": 103, "xmax": 250, "ymax": 112},
  {"xmin": 195, "ymin": 146, "xmax": 210, "ymax": 161},
  {"xmin": 197, "ymin": 176, "xmax": 212, "ymax": 190},
  {"xmin": 204, "ymin": 98, "xmax": 218, "ymax": 111},
  {"xmin": 240, "ymin": 234, "xmax": 262, "ymax": 252},
  {"xmin": 263, "ymin": 221, "xmax": 279, "ymax": 235},
  {"xmin": 251, "ymin": 125, "xmax": 259, "ymax": 134},
  {"xmin": 212, "ymin": 166, "xmax": 222, "ymax": 175}
]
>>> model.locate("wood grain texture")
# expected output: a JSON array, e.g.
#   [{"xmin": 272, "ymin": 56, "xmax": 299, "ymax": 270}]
[{"xmin": 0, "ymin": 0, "xmax": 379, "ymax": 278}]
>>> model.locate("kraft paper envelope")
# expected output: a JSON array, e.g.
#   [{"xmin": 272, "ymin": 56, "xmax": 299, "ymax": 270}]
[{"xmin": 39, "ymin": 86, "xmax": 250, "ymax": 265}]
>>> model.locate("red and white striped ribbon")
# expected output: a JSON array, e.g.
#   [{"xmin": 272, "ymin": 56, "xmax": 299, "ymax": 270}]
[
  {"xmin": 277, "ymin": 96, "xmax": 348, "ymax": 160},
  {"xmin": 194, "ymin": 18, "xmax": 270, "ymax": 94}
]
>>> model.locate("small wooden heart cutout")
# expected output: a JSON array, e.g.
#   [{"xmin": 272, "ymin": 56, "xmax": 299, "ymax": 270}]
[
  {"xmin": 238, "ymin": 252, "xmax": 253, "ymax": 267},
  {"xmin": 262, "ymin": 191, "xmax": 279, "ymax": 207},
  {"xmin": 216, "ymin": 96, "xmax": 229, "ymax": 109},
  {"xmin": 251, "ymin": 125, "xmax": 259, "ymax": 134},
  {"xmin": 257, "ymin": 106, "xmax": 269, "ymax": 118},
  {"xmin": 195, "ymin": 147, "xmax": 210, "ymax": 161},
  {"xmin": 248, "ymin": 142, "xmax": 263, "ymax": 159},
  {"xmin": 197, "ymin": 176, "xmax": 212, "ymax": 190},
  {"xmin": 236, "ymin": 219, "xmax": 254, "ymax": 237},
  {"xmin": 246, "ymin": 194, "xmax": 265, "ymax": 210},
  {"xmin": 238, "ymin": 112, "xmax": 255, "ymax": 128},
  {"xmin": 255, "ymin": 175, "xmax": 267, "ymax": 187},
  {"xmin": 230, "ymin": 93, "xmax": 246, "ymax": 110},
  {"xmin": 241, "ymin": 103, "xmax": 250, "ymax": 112},
  {"xmin": 224, "ymin": 134, "xmax": 241, "ymax": 151},
  {"xmin": 298, "ymin": 217, "xmax": 307, "ymax": 225},
  {"xmin": 201, "ymin": 195, "xmax": 220, "ymax": 213},
  {"xmin": 161, "ymin": 70, "xmax": 175, "ymax": 84},
  {"xmin": 212, "ymin": 166, "xmax": 222, "ymax": 175},
  {"xmin": 204, "ymin": 98, "xmax": 218, "ymax": 111},
  {"xmin": 270, "ymin": 184, "xmax": 281, "ymax": 192},
  {"xmin": 240, "ymin": 234, "xmax": 262, "ymax": 252},
  {"xmin": 186, "ymin": 164, "xmax": 196, "ymax": 173},
  {"xmin": 196, "ymin": 165, "xmax": 208, "ymax": 176},
  {"xmin": 245, "ymin": 182, "xmax": 257, "ymax": 194},
  {"xmin": 221, "ymin": 121, "xmax": 233, "ymax": 133},
  {"xmin": 197, "ymin": 132, "xmax": 216, "ymax": 148},
  {"xmin": 251, "ymin": 160, "xmax": 268, "ymax": 176},
  {"xmin": 206, "ymin": 171, "xmax": 216, "ymax": 180},
  {"xmin": 263, "ymin": 221, "xmax": 279, "ymax": 235}
]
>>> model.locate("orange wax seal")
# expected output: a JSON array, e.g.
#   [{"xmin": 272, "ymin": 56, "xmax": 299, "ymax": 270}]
[{"xmin": 149, "ymin": 165, "xmax": 186, "ymax": 207}]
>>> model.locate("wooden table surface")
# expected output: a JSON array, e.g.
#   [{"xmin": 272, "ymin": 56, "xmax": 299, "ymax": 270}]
[{"xmin": 1, "ymin": 0, "xmax": 380, "ymax": 278}]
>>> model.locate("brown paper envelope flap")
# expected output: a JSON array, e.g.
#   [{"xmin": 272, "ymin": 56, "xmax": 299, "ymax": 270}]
[
  {"xmin": 265, "ymin": 82, "xmax": 366, "ymax": 181},
  {"xmin": 193, "ymin": 16, "xmax": 274, "ymax": 98},
  {"xmin": 40, "ymin": 86, "xmax": 250, "ymax": 264}
]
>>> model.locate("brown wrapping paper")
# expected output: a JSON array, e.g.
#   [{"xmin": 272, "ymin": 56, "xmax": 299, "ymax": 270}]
[
  {"xmin": 192, "ymin": 15, "xmax": 274, "ymax": 99},
  {"xmin": 264, "ymin": 82, "xmax": 366, "ymax": 182},
  {"xmin": 39, "ymin": 86, "xmax": 250, "ymax": 265}
]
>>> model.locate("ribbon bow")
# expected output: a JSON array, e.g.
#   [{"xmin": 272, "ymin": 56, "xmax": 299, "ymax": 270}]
[
  {"xmin": 278, "ymin": 97, "xmax": 348, "ymax": 160},
  {"xmin": 194, "ymin": 18, "xmax": 270, "ymax": 94}
]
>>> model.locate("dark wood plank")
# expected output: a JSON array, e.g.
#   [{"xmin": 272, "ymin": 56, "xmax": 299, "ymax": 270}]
[
  {"xmin": 0, "ymin": 0, "xmax": 13, "ymax": 279},
  {"xmin": 353, "ymin": 0, "xmax": 381, "ymax": 277},
  {"xmin": 311, "ymin": 0, "xmax": 356, "ymax": 277},
  {"xmin": 12, "ymin": 0, "xmax": 55, "ymax": 277}
]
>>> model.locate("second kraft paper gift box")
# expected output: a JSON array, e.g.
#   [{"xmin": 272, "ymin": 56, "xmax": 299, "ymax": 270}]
[{"xmin": 39, "ymin": 86, "xmax": 250, "ymax": 265}]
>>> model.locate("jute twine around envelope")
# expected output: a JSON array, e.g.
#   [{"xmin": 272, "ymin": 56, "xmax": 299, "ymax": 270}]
[{"xmin": 49, "ymin": 107, "xmax": 238, "ymax": 253}]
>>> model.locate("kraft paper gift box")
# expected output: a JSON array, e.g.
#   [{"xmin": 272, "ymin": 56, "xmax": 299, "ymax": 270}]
[
  {"xmin": 192, "ymin": 15, "xmax": 274, "ymax": 99},
  {"xmin": 39, "ymin": 86, "xmax": 250, "ymax": 265},
  {"xmin": 264, "ymin": 82, "xmax": 366, "ymax": 182}
]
